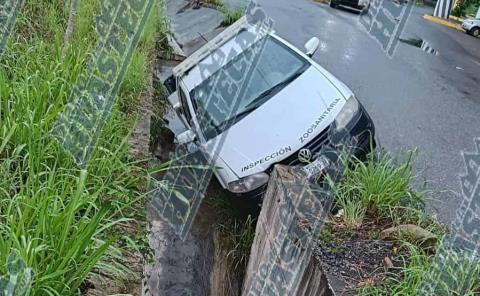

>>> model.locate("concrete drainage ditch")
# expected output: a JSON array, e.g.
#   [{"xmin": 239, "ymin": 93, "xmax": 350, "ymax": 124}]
[{"xmin": 142, "ymin": 1, "xmax": 337, "ymax": 295}]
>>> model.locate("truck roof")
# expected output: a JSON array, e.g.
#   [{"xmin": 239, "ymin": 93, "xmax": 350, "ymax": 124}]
[
  {"xmin": 173, "ymin": 16, "xmax": 251, "ymax": 78},
  {"xmin": 173, "ymin": 16, "xmax": 274, "ymax": 92}
]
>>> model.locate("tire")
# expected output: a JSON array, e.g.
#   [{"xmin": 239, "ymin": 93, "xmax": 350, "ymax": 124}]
[
  {"xmin": 471, "ymin": 27, "xmax": 480, "ymax": 37},
  {"xmin": 330, "ymin": 1, "xmax": 338, "ymax": 8}
]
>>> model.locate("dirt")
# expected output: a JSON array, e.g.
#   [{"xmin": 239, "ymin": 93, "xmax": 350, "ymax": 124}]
[
  {"xmin": 144, "ymin": 172, "xmax": 253, "ymax": 296},
  {"xmin": 314, "ymin": 215, "xmax": 404, "ymax": 293},
  {"xmin": 315, "ymin": 240, "xmax": 393, "ymax": 286},
  {"xmin": 145, "ymin": 201, "xmax": 216, "ymax": 296},
  {"xmin": 146, "ymin": 123, "xmax": 255, "ymax": 296}
]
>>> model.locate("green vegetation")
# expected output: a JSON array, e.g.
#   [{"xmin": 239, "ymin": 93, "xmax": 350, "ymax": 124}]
[
  {"xmin": 357, "ymin": 243, "xmax": 433, "ymax": 295},
  {"xmin": 0, "ymin": 0, "xmax": 164, "ymax": 294},
  {"xmin": 219, "ymin": 214, "xmax": 256, "ymax": 271},
  {"xmin": 452, "ymin": 0, "xmax": 480, "ymax": 17},
  {"xmin": 204, "ymin": 186, "xmax": 257, "ymax": 272},
  {"xmin": 334, "ymin": 151, "xmax": 419, "ymax": 226},
  {"xmin": 203, "ymin": 0, "xmax": 225, "ymax": 6},
  {"xmin": 358, "ymin": 243, "xmax": 480, "ymax": 295},
  {"xmin": 203, "ymin": 0, "xmax": 245, "ymax": 26},
  {"xmin": 327, "ymin": 151, "xmax": 479, "ymax": 295},
  {"xmin": 220, "ymin": 6, "xmax": 246, "ymax": 26}
]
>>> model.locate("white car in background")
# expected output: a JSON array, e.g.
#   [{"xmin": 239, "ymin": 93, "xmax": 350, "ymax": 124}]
[
  {"xmin": 163, "ymin": 17, "xmax": 376, "ymax": 197},
  {"xmin": 330, "ymin": 0, "xmax": 370, "ymax": 12},
  {"xmin": 462, "ymin": 18, "xmax": 480, "ymax": 37}
]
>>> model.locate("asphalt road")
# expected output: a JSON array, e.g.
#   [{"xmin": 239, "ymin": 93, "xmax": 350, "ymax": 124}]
[{"xmin": 255, "ymin": 0, "xmax": 480, "ymax": 223}]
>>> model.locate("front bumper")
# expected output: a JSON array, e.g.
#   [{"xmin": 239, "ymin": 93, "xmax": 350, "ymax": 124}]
[
  {"xmin": 343, "ymin": 102, "xmax": 376, "ymax": 160},
  {"xmin": 333, "ymin": 0, "xmax": 368, "ymax": 9},
  {"xmin": 462, "ymin": 22, "xmax": 475, "ymax": 31},
  {"xmin": 236, "ymin": 102, "xmax": 376, "ymax": 200}
]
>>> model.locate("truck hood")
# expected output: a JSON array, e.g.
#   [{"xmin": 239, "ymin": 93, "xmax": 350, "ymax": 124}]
[{"xmin": 205, "ymin": 66, "xmax": 347, "ymax": 178}]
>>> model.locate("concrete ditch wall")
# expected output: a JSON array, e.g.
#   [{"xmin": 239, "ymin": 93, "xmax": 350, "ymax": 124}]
[{"xmin": 242, "ymin": 165, "xmax": 335, "ymax": 296}]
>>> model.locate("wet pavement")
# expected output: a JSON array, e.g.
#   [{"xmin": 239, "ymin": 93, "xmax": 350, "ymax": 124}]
[
  {"xmin": 245, "ymin": 0, "xmax": 480, "ymax": 224},
  {"xmin": 398, "ymin": 37, "xmax": 439, "ymax": 55},
  {"xmin": 162, "ymin": 0, "xmax": 480, "ymax": 224}
]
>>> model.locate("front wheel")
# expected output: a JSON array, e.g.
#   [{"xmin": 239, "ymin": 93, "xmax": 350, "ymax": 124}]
[{"xmin": 470, "ymin": 27, "xmax": 480, "ymax": 37}]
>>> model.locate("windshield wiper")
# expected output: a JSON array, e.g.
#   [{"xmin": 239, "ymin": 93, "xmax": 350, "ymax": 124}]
[
  {"xmin": 220, "ymin": 67, "xmax": 307, "ymax": 129},
  {"xmin": 220, "ymin": 104, "xmax": 260, "ymax": 129},
  {"xmin": 245, "ymin": 70, "xmax": 305, "ymax": 109}
]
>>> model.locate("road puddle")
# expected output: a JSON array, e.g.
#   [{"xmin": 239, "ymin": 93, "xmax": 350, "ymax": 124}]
[{"xmin": 398, "ymin": 38, "xmax": 439, "ymax": 56}]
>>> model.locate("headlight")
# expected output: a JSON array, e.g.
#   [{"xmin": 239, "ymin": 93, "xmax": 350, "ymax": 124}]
[
  {"xmin": 334, "ymin": 96, "xmax": 360, "ymax": 131},
  {"xmin": 228, "ymin": 172, "xmax": 269, "ymax": 193}
]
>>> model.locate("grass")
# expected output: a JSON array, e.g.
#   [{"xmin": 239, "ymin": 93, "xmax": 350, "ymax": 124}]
[
  {"xmin": 196, "ymin": 0, "xmax": 245, "ymax": 26},
  {"xmin": 202, "ymin": 183, "xmax": 257, "ymax": 273},
  {"xmin": 218, "ymin": 214, "xmax": 256, "ymax": 271},
  {"xmin": 204, "ymin": 0, "xmax": 245, "ymax": 26},
  {"xmin": 220, "ymin": 6, "xmax": 246, "ymax": 26},
  {"xmin": 325, "ymin": 150, "xmax": 479, "ymax": 295},
  {"xmin": 0, "ymin": 0, "xmax": 164, "ymax": 294},
  {"xmin": 203, "ymin": 0, "xmax": 225, "ymax": 6},
  {"xmin": 333, "ymin": 150, "xmax": 419, "ymax": 227},
  {"xmin": 357, "ymin": 243, "xmax": 432, "ymax": 295},
  {"xmin": 357, "ymin": 242, "xmax": 480, "ymax": 295},
  {"xmin": 335, "ymin": 192, "xmax": 366, "ymax": 229}
]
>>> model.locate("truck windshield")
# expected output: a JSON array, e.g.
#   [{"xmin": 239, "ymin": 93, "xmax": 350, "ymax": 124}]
[{"xmin": 190, "ymin": 36, "xmax": 309, "ymax": 141}]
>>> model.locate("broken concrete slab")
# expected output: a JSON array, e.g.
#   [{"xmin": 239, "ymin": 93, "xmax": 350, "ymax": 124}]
[
  {"xmin": 380, "ymin": 224, "xmax": 437, "ymax": 247},
  {"xmin": 380, "ymin": 224, "xmax": 438, "ymax": 253},
  {"xmin": 166, "ymin": 0, "xmax": 224, "ymax": 56},
  {"xmin": 154, "ymin": 59, "xmax": 180, "ymax": 84},
  {"xmin": 223, "ymin": 0, "xmax": 248, "ymax": 9},
  {"xmin": 181, "ymin": 26, "xmax": 226, "ymax": 56}
]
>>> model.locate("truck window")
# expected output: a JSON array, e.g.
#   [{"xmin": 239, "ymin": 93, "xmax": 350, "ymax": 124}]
[{"xmin": 190, "ymin": 36, "xmax": 308, "ymax": 141}]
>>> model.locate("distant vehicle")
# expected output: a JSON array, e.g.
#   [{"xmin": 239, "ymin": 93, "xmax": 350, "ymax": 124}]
[
  {"xmin": 163, "ymin": 17, "xmax": 375, "ymax": 197},
  {"xmin": 330, "ymin": 0, "xmax": 370, "ymax": 12},
  {"xmin": 462, "ymin": 18, "xmax": 480, "ymax": 37}
]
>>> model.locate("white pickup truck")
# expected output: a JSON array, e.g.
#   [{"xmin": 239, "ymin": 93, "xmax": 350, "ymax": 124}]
[
  {"xmin": 162, "ymin": 17, "xmax": 375, "ymax": 197},
  {"xmin": 462, "ymin": 18, "xmax": 480, "ymax": 37}
]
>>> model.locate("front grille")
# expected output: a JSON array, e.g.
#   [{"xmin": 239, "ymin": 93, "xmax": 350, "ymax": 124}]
[{"xmin": 278, "ymin": 126, "xmax": 331, "ymax": 167}]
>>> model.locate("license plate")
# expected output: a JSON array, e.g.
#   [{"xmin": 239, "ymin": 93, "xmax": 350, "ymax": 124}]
[{"xmin": 302, "ymin": 156, "xmax": 330, "ymax": 179}]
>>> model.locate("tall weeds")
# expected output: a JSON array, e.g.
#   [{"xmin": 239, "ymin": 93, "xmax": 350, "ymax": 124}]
[{"xmin": 0, "ymin": 0, "xmax": 161, "ymax": 294}]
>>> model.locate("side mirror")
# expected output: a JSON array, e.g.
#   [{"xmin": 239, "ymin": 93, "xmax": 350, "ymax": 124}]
[
  {"xmin": 167, "ymin": 91, "xmax": 181, "ymax": 110},
  {"xmin": 304, "ymin": 37, "xmax": 320, "ymax": 57},
  {"xmin": 176, "ymin": 129, "xmax": 196, "ymax": 145}
]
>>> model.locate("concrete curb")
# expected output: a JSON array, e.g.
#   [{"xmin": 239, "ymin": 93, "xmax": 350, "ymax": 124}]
[
  {"xmin": 449, "ymin": 15, "xmax": 465, "ymax": 22},
  {"xmin": 423, "ymin": 14, "xmax": 463, "ymax": 31}
]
